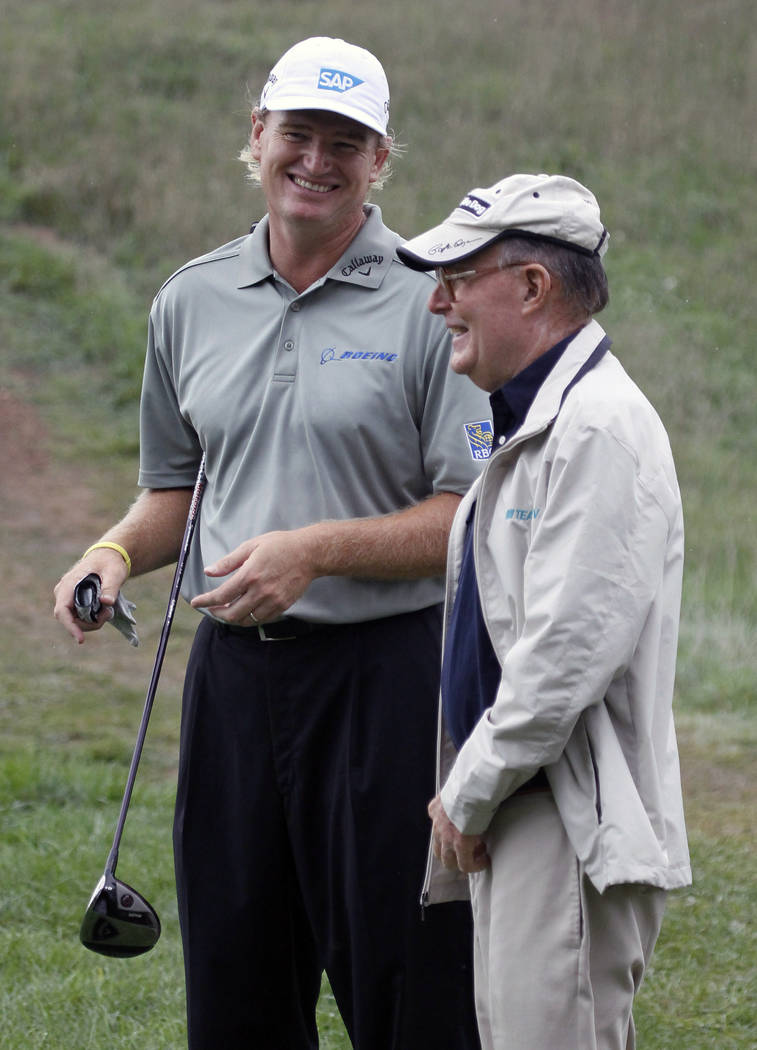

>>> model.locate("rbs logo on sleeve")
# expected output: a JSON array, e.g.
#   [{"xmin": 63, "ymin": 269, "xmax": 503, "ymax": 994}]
[
  {"xmin": 464, "ymin": 420, "xmax": 494, "ymax": 461},
  {"xmin": 318, "ymin": 67, "xmax": 364, "ymax": 93}
]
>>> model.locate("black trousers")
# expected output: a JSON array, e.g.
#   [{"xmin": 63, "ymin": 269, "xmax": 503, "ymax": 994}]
[{"xmin": 174, "ymin": 608, "xmax": 480, "ymax": 1050}]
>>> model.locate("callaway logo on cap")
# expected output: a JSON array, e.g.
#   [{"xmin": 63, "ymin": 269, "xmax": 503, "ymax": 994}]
[{"xmin": 259, "ymin": 37, "xmax": 390, "ymax": 136}]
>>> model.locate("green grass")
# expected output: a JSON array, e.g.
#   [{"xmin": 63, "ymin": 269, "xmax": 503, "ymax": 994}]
[
  {"xmin": 1, "ymin": 0, "xmax": 755, "ymax": 1046},
  {"xmin": 1, "ymin": 678, "xmax": 754, "ymax": 1048},
  {"xmin": 634, "ymin": 712, "xmax": 756, "ymax": 1047},
  {"xmin": 0, "ymin": 717, "xmax": 350, "ymax": 1048},
  {"xmin": 639, "ymin": 838, "xmax": 756, "ymax": 1048}
]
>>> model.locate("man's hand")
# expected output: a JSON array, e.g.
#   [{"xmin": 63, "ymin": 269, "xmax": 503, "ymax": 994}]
[
  {"xmin": 190, "ymin": 528, "xmax": 317, "ymax": 623},
  {"xmin": 53, "ymin": 488, "xmax": 193, "ymax": 644},
  {"xmin": 428, "ymin": 794, "xmax": 490, "ymax": 874},
  {"xmin": 191, "ymin": 492, "xmax": 466, "ymax": 625},
  {"xmin": 53, "ymin": 550, "xmax": 128, "ymax": 644}
]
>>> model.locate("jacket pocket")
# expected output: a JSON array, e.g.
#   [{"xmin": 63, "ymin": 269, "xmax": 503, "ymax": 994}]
[
  {"xmin": 558, "ymin": 715, "xmax": 602, "ymax": 827},
  {"xmin": 587, "ymin": 731, "xmax": 602, "ymax": 824}
]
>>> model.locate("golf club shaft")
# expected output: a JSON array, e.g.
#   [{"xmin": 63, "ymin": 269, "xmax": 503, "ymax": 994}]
[{"xmin": 105, "ymin": 454, "xmax": 207, "ymax": 876}]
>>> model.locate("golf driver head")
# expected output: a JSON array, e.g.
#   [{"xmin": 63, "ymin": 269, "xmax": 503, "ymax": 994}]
[{"xmin": 80, "ymin": 873, "xmax": 161, "ymax": 958}]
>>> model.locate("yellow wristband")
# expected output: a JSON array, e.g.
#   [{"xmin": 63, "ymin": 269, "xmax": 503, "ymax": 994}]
[{"xmin": 83, "ymin": 541, "xmax": 132, "ymax": 578}]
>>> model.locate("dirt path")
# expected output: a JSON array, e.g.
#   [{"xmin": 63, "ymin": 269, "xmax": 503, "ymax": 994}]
[
  {"xmin": 0, "ymin": 384, "xmax": 96, "ymax": 614},
  {"xmin": 0, "ymin": 379, "xmax": 191, "ymax": 689}
]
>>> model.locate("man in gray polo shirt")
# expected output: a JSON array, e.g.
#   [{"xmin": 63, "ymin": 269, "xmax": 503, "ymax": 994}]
[{"xmin": 54, "ymin": 37, "xmax": 489, "ymax": 1050}]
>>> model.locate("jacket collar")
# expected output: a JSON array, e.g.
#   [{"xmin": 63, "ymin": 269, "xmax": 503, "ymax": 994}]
[
  {"xmin": 499, "ymin": 319, "xmax": 609, "ymax": 449},
  {"xmin": 453, "ymin": 319, "xmax": 610, "ymax": 530}
]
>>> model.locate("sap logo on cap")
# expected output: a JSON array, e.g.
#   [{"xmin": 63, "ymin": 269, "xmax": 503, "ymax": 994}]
[
  {"xmin": 458, "ymin": 194, "xmax": 491, "ymax": 218},
  {"xmin": 464, "ymin": 420, "xmax": 493, "ymax": 461},
  {"xmin": 318, "ymin": 68, "xmax": 364, "ymax": 93}
]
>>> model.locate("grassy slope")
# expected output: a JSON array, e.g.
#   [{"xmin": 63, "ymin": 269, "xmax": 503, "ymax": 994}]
[{"xmin": 1, "ymin": 1, "xmax": 755, "ymax": 1046}]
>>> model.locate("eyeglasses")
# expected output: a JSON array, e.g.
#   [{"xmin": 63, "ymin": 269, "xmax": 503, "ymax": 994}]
[{"xmin": 433, "ymin": 261, "xmax": 527, "ymax": 301}]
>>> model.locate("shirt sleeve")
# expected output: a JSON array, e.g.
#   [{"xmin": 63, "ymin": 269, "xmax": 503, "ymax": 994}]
[
  {"xmin": 416, "ymin": 320, "xmax": 492, "ymax": 495},
  {"xmin": 138, "ymin": 298, "xmax": 203, "ymax": 489}
]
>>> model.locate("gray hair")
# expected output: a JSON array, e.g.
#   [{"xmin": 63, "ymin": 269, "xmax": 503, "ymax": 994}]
[
  {"xmin": 497, "ymin": 236, "xmax": 609, "ymax": 316},
  {"xmin": 238, "ymin": 107, "xmax": 401, "ymax": 192}
]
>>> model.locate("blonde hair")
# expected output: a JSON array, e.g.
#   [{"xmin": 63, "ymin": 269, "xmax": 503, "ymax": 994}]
[{"xmin": 238, "ymin": 107, "xmax": 402, "ymax": 193}]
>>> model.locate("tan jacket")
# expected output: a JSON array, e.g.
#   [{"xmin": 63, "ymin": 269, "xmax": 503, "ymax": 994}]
[{"xmin": 425, "ymin": 320, "xmax": 691, "ymax": 904}]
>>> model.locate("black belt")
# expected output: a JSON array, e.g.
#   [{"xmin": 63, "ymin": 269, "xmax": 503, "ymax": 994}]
[{"xmin": 215, "ymin": 616, "xmax": 336, "ymax": 642}]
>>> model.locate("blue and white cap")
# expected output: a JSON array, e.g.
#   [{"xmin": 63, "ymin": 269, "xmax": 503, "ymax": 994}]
[
  {"xmin": 398, "ymin": 173, "xmax": 609, "ymax": 270},
  {"xmin": 259, "ymin": 37, "xmax": 390, "ymax": 137}
]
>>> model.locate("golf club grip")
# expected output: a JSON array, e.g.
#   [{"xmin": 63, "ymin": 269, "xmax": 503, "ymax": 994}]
[{"xmin": 106, "ymin": 454, "xmax": 207, "ymax": 874}]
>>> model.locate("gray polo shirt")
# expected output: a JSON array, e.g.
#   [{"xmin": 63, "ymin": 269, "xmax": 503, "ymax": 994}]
[{"xmin": 139, "ymin": 204, "xmax": 492, "ymax": 622}]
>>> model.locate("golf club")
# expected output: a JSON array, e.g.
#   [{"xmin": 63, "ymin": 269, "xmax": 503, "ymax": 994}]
[{"xmin": 80, "ymin": 453, "xmax": 207, "ymax": 958}]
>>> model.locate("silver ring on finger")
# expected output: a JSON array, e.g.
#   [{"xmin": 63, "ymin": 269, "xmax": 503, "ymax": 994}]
[{"xmin": 249, "ymin": 610, "xmax": 259, "ymax": 624}]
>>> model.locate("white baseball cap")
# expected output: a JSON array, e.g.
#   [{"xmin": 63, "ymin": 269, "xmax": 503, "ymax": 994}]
[
  {"xmin": 259, "ymin": 37, "xmax": 390, "ymax": 137},
  {"xmin": 397, "ymin": 173, "xmax": 609, "ymax": 269}
]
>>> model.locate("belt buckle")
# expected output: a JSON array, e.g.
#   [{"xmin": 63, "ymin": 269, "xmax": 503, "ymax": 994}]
[{"xmin": 257, "ymin": 623, "xmax": 297, "ymax": 642}]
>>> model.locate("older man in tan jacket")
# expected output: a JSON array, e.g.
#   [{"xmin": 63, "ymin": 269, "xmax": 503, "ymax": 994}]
[{"xmin": 399, "ymin": 173, "xmax": 691, "ymax": 1050}]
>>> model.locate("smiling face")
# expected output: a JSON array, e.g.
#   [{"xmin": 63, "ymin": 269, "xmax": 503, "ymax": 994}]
[
  {"xmin": 249, "ymin": 109, "xmax": 390, "ymax": 240},
  {"xmin": 428, "ymin": 245, "xmax": 537, "ymax": 392}
]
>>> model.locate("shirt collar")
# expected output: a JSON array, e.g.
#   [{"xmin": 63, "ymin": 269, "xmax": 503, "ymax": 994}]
[
  {"xmin": 326, "ymin": 205, "xmax": 397, "ymax": 288},
  {"xmin": 236, "ymin": 204, "xmax": 397, "ymax": 291},
  {"xmin": 235, "ymin": 215, "xmax": 274, "ymax": 288},
  {"xmin": 490, "ymin": 330, "xmax": 578, "ymax": 442}
]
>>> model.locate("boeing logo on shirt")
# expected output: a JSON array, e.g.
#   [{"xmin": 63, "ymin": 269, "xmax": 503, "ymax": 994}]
[
  {"xmin": 464, "ymin": 420, "xmax": 493, "ymax": 461},
  {"xmin": 506, "ymin": 507, "xmax": 541, "ymax": 521},
  {"xmin": 318, "ymin": 68, "xmax": 364, "ymax": 93},
  {"xmin": 320, "ymin": 347, "xmax": 398, "ymax": 365}
]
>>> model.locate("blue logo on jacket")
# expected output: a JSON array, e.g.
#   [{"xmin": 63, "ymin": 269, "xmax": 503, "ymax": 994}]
[{"xmin": 506, "ymin": 507, "xmax": 541, "ymax": 521}]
